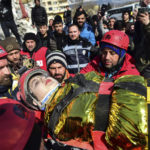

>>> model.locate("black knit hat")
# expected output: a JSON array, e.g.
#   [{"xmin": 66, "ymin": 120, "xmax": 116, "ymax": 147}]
[
  {"xmin": 24, "ymin": 33, "xmax": 38, "ymax": 42},
  {"xmin": 46, "ymin": 50, "xmax": 67, "ymax": 68}
]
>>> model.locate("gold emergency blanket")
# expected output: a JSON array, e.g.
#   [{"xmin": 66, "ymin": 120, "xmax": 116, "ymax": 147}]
[
  {"xmin": 45, "ymin": 73, "xmax": 148, "ymax": 149},
  {"xmin": 45, "ymin": 71, "xmax": 103, "ymax": 142},
  {"xmin": 105, "ymin": 75, "xmax": 148, "ymax": 150}
]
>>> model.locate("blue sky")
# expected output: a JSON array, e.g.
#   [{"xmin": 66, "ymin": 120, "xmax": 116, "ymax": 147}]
[{"xmin": 68, "ymin": 0, "xmax": 139, "ymax": 5}]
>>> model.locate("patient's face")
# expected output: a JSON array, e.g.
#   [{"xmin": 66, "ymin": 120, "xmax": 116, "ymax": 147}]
[{"xmin": 28, "ymin": 75, "xmax": 59, "ymax": 101}]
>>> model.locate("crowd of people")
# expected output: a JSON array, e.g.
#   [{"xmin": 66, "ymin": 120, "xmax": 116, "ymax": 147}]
[{"xmin": 0, "ymin": 0, "xmax": 150, "ymax": 149}]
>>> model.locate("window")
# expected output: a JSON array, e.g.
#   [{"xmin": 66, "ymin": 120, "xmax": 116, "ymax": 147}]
[
  {"xmin": 53, "ymin": 1, "xmax": 57, "ymax": 4},
  {"xmin": 49, "ymin": 7, "xmax": 53, "ymax": 11}
]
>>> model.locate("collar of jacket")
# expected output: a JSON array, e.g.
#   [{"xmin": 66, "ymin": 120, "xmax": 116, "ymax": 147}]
[
  {"xmin": 68, "ymin": 37, "xmax": 81, "ymax": 45},
  {"xmin": 54, "ymin": 31, "xmax": 65, "ymax": 37}
]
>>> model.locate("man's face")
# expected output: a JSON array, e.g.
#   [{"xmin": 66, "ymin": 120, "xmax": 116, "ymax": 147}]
[
  {"xmin": 39, "ymin": 25, "xmax": 48, "ymax": 36},
  {"xmin": 0, "ymin": 58, "xmax": 12, "ymax": 86},
  {"xmin": 66, "ymin": 6, "xmax": 69, "ymax": 10},
  {"xmin": 48, "ymin": 62, "xmax": 66, "ymax": 83},
  {"xmin": 109, "ymin": 18, "xmax": 116, "ymax": 29},
  {"xmin": 7, "ymin": 50, "xmax": 20, "ymax": 65},
  {"xmin": 29, "ymin": 75, "xmax": 58, "ymax": 101},
  {"xmin": 25, "ymin": 40, "xmax": 36, "ymax": 52},
  {"xmin": 35, "ymin": 0, "xmax": 40, "ymax": 6},
  {"xmin": 68, "ymin": 26, "xmax": 80, "ymax": 40},
  {"xmin": 101, "ymin": 47, "xmax": 119, "ymax": 69},
  {"xmin": 54, "ymin": 23, "xmax": 63, "ymax": 34},
  {"xmin": 123, "ymin": 12, "xmax": 129, "ymax": 22},
  {"xmin": 77, "ymin": 14, "xmax": 86, "ymax": 27},
  {"xmin": 143, "ymin": 0, "xmax": 150, "ymax": 5},
  {"xmin": 49, "ymin": 19, "xmax": 53, "ymax": 26}
]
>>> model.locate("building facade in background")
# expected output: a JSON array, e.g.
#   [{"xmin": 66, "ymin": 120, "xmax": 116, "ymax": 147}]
[{"xmin": 42, "ymin": 0, "xmax": 69, "ymax": 19}]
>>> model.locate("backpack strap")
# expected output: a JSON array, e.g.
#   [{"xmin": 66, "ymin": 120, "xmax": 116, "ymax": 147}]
[{"xmin": 94, "ymin": 77, "xmax": 114, "ymax": 131}]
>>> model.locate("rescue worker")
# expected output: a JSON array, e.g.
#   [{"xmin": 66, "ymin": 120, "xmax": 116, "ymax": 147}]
[
  {"xmin": 18, "ymin": 68, "xmax": 148, "ymax": 150},
  {"xmin": 46, "ymin": 50, "xmax": 70, "ymax": 83},
  {"xmin": 80, "ymin": 30, "xmax": 140, "ymax": 79},
  {"xmin": 22, "ymin": 32, "xmax": 49, "ymax": 71},
  {"xmin": 0, "ymin": 37, "xmax": 35, "ymax": 77},
  {"xmin": 0, "ymin": 46, "xmax": 18, "ymax": 99},
  {"xmin": 0, "ymin": 98, "xmax": 43, "ymax": 150}
]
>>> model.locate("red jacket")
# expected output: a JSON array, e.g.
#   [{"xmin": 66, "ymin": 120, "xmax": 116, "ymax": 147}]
[
  {"xmin": 21, "ymin": 47, "xmax": 48, "ymax": 71},
  {"xmin": 80, "ymin": 53, "xmax": 140, "ymax": 79}
]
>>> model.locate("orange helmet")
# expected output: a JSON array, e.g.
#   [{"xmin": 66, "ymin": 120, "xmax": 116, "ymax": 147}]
[
  {"xmin": 19, "ymin": 68, "xmax": 49, "ymax": 110},
  {"xmin": 101, "ymin": 30, "xmax": 129, "ymax": 51}
]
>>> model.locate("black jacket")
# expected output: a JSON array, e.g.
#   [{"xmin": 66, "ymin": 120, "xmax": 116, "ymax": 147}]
[
  {"xmin": 63, "ymin": 10, "xmax": 71, "ymax": 25},
  {"xmin": 50, "ymin": 31, "xmax": 67, "ymax": 51},
  {"xmin": 31, "ymin": 5, "xmax": 47, "ymax": 26},
  {"xmin": 0, "ymin": 0, "xmax": 13, "ymax": 21},
  {"xmin": 37, "ymin": 30, "xmax": 52, "ymax": 50}
]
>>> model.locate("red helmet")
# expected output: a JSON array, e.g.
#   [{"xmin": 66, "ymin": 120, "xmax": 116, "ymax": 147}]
[
  {"xmin": 0, "ymin": 46, "xmax": 7, "ymax": 58},
  {"xmin": 19, "ymin": 68, "xmax": 49, "ymax": 110},
  {"xmin": 101, "ymin": 30, "xmax": 129, "ymax": 51},
  {"xmin": 0, "ymin": 98, "xmax": 35, "ymax": 150}
]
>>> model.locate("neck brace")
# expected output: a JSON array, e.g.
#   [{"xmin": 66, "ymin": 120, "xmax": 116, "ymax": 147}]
[{"xmin": 40, "ymin": 83, "xmax": 61, "ymax": 110}]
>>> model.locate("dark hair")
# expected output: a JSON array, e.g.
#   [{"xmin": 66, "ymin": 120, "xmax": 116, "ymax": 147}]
[
  {"xmin": 74, "ymin": 10, "xmax": 86, "ymax": 18},
  {"xmin": 92, "ymin": 15, "xmax": 99, "ymax": 22},
  {"xmin": 122, "ymin": 10, "xmax": 131, "ymax": 20},
  {"xmin": 34, "ymin": 0, "xmax": 40, "ymax": 3},
  {"xmin": 114, "ymin": 20, "xmax": 126, "ymax": 31},
  {"xmin": 68, "ymin": 24, "xmax": 79, "ymax": 30},
  {"xmin": 109, "ymin": 17, "xmax": 117, "ymax": 21},
  {"xmin": 38, "ymin": 21, "xmax": 47, "ymax": 27},
  {"xmin": 53, "ymin": 15, "xmax": 63, "ymax": 25}
]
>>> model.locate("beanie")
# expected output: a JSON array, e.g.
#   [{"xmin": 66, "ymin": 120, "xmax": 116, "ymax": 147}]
[
  {"xmin": 24, "ymin": 33, "xmax": 38, "ymax": 42},
  {"xmin": 46, "ymin": 50, "xmax": 67, "ymax": 68},
  {"xmin": 0, "ymin": 37, "xmax": 20, "ymax": 53},
  {"xmin": 101, "ymin": 42, "xmax": 126, "ymax": 58}
]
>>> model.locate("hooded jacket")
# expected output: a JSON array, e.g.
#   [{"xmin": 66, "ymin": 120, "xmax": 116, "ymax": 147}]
[
  {"xmin": 80, "ymin": 53, "xmax": 140, "ymax": 79},
  {"xmin": 79, "ymin": 22, "xmax": 96, "ymax": 46}
]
